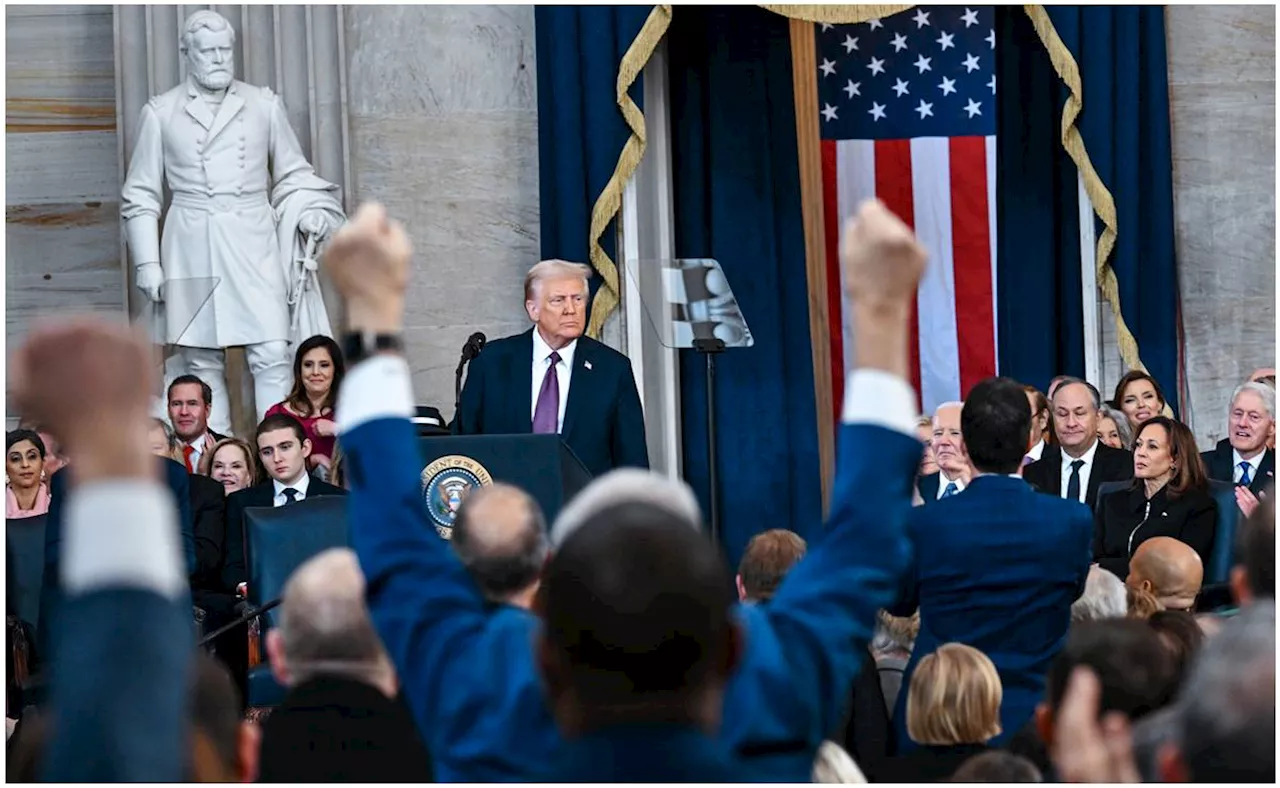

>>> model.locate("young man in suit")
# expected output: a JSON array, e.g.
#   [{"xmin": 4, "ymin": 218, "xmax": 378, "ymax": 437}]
[
  {"xmin": 166, "ymin": 375, "xmax": 228, "ymax": 473},
  {"xmin": 1024, "ymin": 378, "xmax": 1133, "ymax": 508},
  {"xmin": 1200, "ymin": 381, "xmax": 1275, "ymax": 503},
  {"xmin": 323, "ymin": 198, "xmax": 925, "ymax": 781},
  {"xmin": 891, "ymin": 376, "xmax": 1094, "ymax": 750},
  {"xmin": 454, "ymin": 259, "xmax": 648, "ymax": 477},
  {"xmin": 220, "ymin": 413, "xmax": 345, "ymax": 596}
]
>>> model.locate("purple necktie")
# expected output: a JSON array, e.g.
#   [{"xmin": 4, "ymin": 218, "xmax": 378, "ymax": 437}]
[
  {"xmin": 532, "ymin": 351, "xmax": 561, "ymax": 434},
  {"xmin": 1023, "ymin": 454, "xmax": 1035, "ymax": 467}
]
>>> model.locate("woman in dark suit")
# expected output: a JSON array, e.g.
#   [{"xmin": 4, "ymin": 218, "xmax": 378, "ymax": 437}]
[{"xmin": 1094, "ymin": 417, "xmax": 1216, "ymax": 580}]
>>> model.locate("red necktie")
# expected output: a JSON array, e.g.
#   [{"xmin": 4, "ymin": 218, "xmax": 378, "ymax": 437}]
[{"xmin": 183, "ymin": 445, "xmax": 195, "ymax": 473}]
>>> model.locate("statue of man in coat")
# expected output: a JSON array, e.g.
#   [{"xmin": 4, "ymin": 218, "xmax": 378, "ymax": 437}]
[{"xmin": 122, "ymin": 9, "xmax": 345, "ymax": 435}]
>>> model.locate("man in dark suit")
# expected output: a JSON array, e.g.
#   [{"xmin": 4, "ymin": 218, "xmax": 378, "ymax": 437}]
[
  {"xmin": 916, "ymin": 401, "xmax": 972, "ymax": 505},
  {"xmin": 892, "ymin": 377, "xmax": 1094, "ymax": 750},
  {"xmin": 220, "ymin": 413, "xmax": 345, "ymax": 596},
  {"xmin": 1200, "ymin": 381, "xmax": 1275, "ymax": 499},
  {"xmin": 1024, "ymin": 377, "xmax": 1133, "ymax": 508},
  {"xmin": 454, "ymin": 259, "xmax": 648, "ymax": 477},
  {"xmin": 166, "ymin": 374, "xmax": 229, "ymax": 474}
]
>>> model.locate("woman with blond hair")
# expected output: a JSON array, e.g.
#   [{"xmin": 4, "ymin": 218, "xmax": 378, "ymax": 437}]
[
  {"xmin": 197, "ymin": 437, "xmax": 260, "ymax": 497},
  {"xmin": 880, "ymin": 643, "xmax": 1003, "ymax": 782}
]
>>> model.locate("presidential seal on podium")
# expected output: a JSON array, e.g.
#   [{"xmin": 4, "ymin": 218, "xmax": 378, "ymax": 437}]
[{"xmin": 421, "ymin": 455, "xmax": 494, "ymax": 539}]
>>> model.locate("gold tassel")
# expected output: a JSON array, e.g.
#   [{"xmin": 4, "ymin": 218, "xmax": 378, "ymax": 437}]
[{"xmin": 759, "ymin": 5, "xmax": 915, "ymax": 24}]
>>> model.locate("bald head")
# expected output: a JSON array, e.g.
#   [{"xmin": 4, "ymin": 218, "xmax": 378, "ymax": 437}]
[
  {"xmin": 1128, "ymin": 537, "xmax": 1204, "ymax": 611},
  {"xmin": 552, "ymin": 468, "xmax": 702, "ymax": 548},
  {"xmin": 452, "ymin": 483, "xmax": 548, "ymax": 604}
]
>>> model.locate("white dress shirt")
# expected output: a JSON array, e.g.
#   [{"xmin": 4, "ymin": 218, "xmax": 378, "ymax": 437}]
[
  {"xmin": 530, "ymin": 329, "xmax": 577, "ymax": 432},
  {"xmin": 272, "ymin": 472, "xmax": 311, "ymax": 507},
  {"xmin": 63, "ymin": 481, "xmax": 183, "ymax": 598},
  {"xmin": 1233, "ymin": 448, "xmax": 1264, "ymax": 484},
  {"xmin": 935, "ymin": 472, "xmax": 968, "ymax": 500},
  {"xmin": 1027, "ymin": 439, "xmax": 1045, "ymax": 463},
  {"xmin": 1060, "ymin": 439, "xmax": 1099, "ymax": 504}
]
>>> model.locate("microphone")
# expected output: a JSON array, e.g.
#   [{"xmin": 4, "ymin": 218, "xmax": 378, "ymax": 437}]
[
  {"xmin": 461, "ymin": 332, "xmax": 487, "ymax": 361},
  {"xmin": 455, "ymin": 332, "xmax": 487, "ymax": 425}
]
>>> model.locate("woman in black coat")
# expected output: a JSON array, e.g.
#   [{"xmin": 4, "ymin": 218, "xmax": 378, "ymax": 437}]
[{"xmin": 1093, "ymin": 417, "xmax": 1216, "ymax": 580}]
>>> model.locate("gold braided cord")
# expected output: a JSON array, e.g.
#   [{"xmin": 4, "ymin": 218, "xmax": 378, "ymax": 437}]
[
  {"xmin": 1023, "ymin": 4, "xmax": 1150, "ymax": 377},
  {"xmin": 586, "ymin": 4, "xmax": 673, "ymax": 339},
  {"xmin": 759, "ymin": 5, "xmax": 914, "ymax": 24}
]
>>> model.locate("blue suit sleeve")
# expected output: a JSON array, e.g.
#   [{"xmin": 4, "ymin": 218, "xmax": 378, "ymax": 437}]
[
  {"xmin": 611, "ymin": 362, "xmax": 649, "ymax": 470},
  {"xmin": 167, "ymin": 461, "xmax": 196, "ymax": 576}
]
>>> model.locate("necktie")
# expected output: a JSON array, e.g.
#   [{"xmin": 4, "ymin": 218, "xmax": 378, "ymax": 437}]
[
  {"xmin": 282, "ymin": 487, "xmax": 300, "ymax": 505},
  {"xmin": 532, "ymin": 351, "xmax": 561, "ymax": 434},
  {"xmin": 183, "ymin": 445, "xmax": 195, "ymax": 473},
  {"xmin": 941, "ymin": 481, "xmax": 959, "ymax": 498},
  {"xmin": 1239, "ymin": 461, "xmax": 1253, "ymax": 487},
  {"xmin": 1066, "ymin": 459, "xmax": 1085, "ymax": 502},
  {"xmin": 1022, "ymin": 454, "xmax": 1035, "ymax": 467}
]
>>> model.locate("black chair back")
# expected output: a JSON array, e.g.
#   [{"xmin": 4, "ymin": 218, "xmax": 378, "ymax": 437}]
[
  {"xmin": 1093, "ymin": 480, "xmax": 1130, "ymax": 514},
  {"xmin": 7, "ymin": 516, "xmax": 48, "ymax": 635},
  {"xmin": 244, "ymin": 496, "xmax": 349, "ymax": 629}
]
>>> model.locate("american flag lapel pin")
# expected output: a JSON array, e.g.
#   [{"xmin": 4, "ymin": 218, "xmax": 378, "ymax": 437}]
[{"xmin": 584, "ymin": 360, "xmax": 593, "ymax": 371}]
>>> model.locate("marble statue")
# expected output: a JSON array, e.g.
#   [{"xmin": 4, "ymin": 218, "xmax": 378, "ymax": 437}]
[{"xmin": 122, "ymin": 9, "xmax": 345, "ymax": 435}]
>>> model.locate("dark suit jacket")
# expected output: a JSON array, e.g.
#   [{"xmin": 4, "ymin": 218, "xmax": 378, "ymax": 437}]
[
  {"xmin": 879, "ymin": 742, "xmax": 991, "ymax": 782},
  {"xmin": 537, "ymin": 725, "xmax": 749, "ymax": 783},
  {"xmin": 258, "ymin": 676, "xmax": 433, "ymax": 782},
  {"xmin": 1200, "ymin": 439, "xmax": 1275, "ymax": 496},
  {"xmin": 189, "ymin": 474, "xmax": 226, "ymax": 592},
  {"xmin": 1023, "ymin": 442, "xmax": 1134, "ymax": 509},
  {"xmin": 891, "ymin": 476, "xmax": 1093, "ymax": 751},
  {"xmin": 917, "ymin": 471, "xmax": 967, "ymax": 505},
  {"xmin": 835, "ymin": 645, "xmax": 892, "ymax": 780},
  {"xmin": 220, "ymin": 476, "xmax": 346, "ymax": 593},
  {"xmin": 1093, "ymin": 482, "xmax": 1217, "ymax": 580},
  {"xmin": 454, "ymin": 328, "xmax": 648, "ymax": 477}
]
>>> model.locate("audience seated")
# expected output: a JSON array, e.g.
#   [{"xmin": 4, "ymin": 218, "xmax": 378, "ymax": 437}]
[
  {"xmin": 166, "ymin": 375, "xmax": 228, "ymax": 474},
  {"xmin": 197, "ymin": 437, "xmax": 259, "ymax": 495},
  {"xmin": 916, "ymin": 402, "xmax": 972, "ymax": 503},
  {"xmin": 1069, "ymin": 566, "xmax": 1127, "ymax": 622},
  {"xmin": 6, "ymin": 430, "xmax": 51, "ymax": 519},
  {"xmin": 950, "ymin": 749, "xmax": 1042, "ymax": 782},
  {"xmin": 16, "ymin": 421, "xmax": 66, "ymax": 479},
  {"xmin": 258, "ymin": 548, "xmax": 432, "ymax": 782},
  {"xmin": 1096, "ymin": 404, "xmax": 1133, "ymax": 450},
  {"xmin": 1094, "ymin": 417, "xmax": 1216, "ymax": 579},
  {"xmin": 1024, "ymin": 378, "xmax": 1133, "ymax": 508},
  {"xmin": 1111, "ymin": 370, "xmax": 1167, "ymax": 435},
  {"xmin": 1200, "ymin": 381, "xmax": 1275, "ymax": 515},
  {"xmin": 264, "ymin": 335, "xmax": 345, "ymax": 478},
  {"xmin": 1146, "ymin": 609, "xmax": 1205, "ymax": 685},
  {"xmin": 879, "ymin": 643, "xmax": 1003, "ymax": 782},
  {"xmin": 1125, "ymin": 536, "xmax": 1203, "ymax": 611},
  {"xmin": 450, "ymin": 483, "xmax": 548, "ymax": 610},
  {"xmin": 870, "ymin": 610, "xmax": 918, "ymax": 717}
]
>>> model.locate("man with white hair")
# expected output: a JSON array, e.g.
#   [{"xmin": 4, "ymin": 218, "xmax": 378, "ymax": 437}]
[
  {"xmin": 1200, "ymin": 381, "xmax": 1275, "ymax": 506},
  {"xmin": 915, "ymin": 402, "xmax": 972, "ymax": 503},
  {"xmin": 1070, "ymin": 566, "xmax": 1128, "ymax": 622},
  {"xmin": 454, "ymin": 259, "xmax": 648, "ymax": 476}
]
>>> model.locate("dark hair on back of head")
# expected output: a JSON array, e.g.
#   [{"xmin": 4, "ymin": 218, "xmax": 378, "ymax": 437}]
[
  {"xmin": 256, "ymin": 413, "xmax": 308, "ymax": 445},
  {"xmin": 1237, "ymin": 494, "xmax": 1275, "ymax": 599},
  {"xmin": 1046, "ymin": 619, "xmax": 1178, "ymax": 721},
  {"xmin": 1147, "ymin": 609, "xmax": 1205, "ymax": 685},
  {"xmin": 950, "ymin": 750, "xmax": 1042, "ymax": 782},
  {"xmin": 961, "ymin": 377, "xmax": 1031, "ymax": 475}
]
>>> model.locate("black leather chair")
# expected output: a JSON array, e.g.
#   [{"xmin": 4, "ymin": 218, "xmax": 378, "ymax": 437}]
[{"xmin": 243, "ymin": 496, "xmax": 350, "ymax": 707}]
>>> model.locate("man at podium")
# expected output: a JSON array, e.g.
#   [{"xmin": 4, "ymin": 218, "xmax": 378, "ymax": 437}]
[{"xmin": 454, "ymin": 260, "xmax": 648, "ymax": 477}]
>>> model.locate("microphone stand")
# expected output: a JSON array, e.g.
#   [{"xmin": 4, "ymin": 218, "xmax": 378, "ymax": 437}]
[
  {"xmin": 198, "ymin": 597, "xmax": 282, "ymax": 648},
  {"xmin": 693, "ymin": 337, "xmax": 725, "ymax": 546}
]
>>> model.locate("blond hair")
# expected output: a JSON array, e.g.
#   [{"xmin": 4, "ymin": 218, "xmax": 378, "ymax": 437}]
[
  {"xmin": 524, "ymin": 259, "xmax": 591, "ymax": 303},
  {"xmin": 197, "ymin": 437, "xmax": 260, "ymax": 486},
  {"xmin": 906, "ymin": 642, "xmax": 1003, "ymax": 745}
]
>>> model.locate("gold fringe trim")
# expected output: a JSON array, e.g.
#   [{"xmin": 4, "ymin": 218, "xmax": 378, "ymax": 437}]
[
  {"xmin": 1023, "ymin": 4, "xmax": 1150, "ymax": 379},
  {"xmin": 760, "ymin": 5, "xmax": 915, "ymax": 24},
  {"xmin": 586, "ymin": 5, "xmax": 673, "ymax": 339}
]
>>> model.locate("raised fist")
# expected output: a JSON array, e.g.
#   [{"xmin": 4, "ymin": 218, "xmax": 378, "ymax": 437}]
[
  {"xmin": 840, "ymin": 199, "xmax": 927, "ymax": 310},
  {"xmin": 322, "ymin": 202, "xmax": 412, "ymax": 332}
]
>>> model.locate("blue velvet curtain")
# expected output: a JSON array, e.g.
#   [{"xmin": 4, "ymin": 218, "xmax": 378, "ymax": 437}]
[
  {"xmin": 668, "ymin": 6, "xmax": 823, "ymax": 568},
  {"xmin": 534, "ymin": 7, "xmax": 650, "ymax": 305},
  {"xmin": 994, "ymin": 7, "xmax": 1085, "ymax": 392}
]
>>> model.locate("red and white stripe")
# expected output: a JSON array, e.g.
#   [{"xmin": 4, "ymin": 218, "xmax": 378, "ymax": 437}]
[{"xmin": 822, "ymin": 136, "xmax": 999, "ymax": 415}]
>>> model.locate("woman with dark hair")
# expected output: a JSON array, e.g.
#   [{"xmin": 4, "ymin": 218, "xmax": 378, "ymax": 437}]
[
  {"xmin": 265, "ymin": 335, "xmax": 345, "ymax": 474},
  {"xmin": 1023, "ymin": 385, "xmax": 1052, "ymax": 459},
  {"xmin": 1112, "ymin": 371, "xmax": 1168, "ymax": 434},
  {"xmin": 5, "ymin": 430, "xmax": 50, "ymax": 519},
  {"xmin": 1093, "ymin": 417, "xmax": 1216, "ymax": 579},
  {"xmin": 1147, "ymin": 610, "xmax": 1205, "ymax": 685}
]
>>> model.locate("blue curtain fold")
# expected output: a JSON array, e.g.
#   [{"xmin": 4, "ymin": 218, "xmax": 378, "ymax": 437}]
[
  {"xmin": 667, "ymin": 5, "xmax": 823, "ymax": 568},
  {"xmin": 994, "ymin": 7, "xmax": 1085, "ymax": 392},
  {"xmin": 534, "ymin": 6, "xmax": 650, "ymax": 301}
]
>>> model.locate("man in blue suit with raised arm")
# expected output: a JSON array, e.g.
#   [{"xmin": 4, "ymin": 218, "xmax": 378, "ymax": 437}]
[{"xmin": 325, "ymin": 198, "xmax": 927, "ymax": 781}]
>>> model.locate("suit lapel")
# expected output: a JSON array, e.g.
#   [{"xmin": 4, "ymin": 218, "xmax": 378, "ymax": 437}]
[
  {"xmin": 561, "ymin": 340, "xmax": 592, "ymax": 440},
  {"xmin": 919, "ymin": 472, "xmax": 940, "ymax": 503},
  {"xmin": 206, "ymin": 83, "xmax": 246, "ymax": 145},
  {"xmin": 1253, "ymin": 449, "xmax": 1275, "ymax": 494},
  {"xmin": 515, "ymin": 329, "xmax": 535, "ymax": 432},
  {"xmin": 184, "ymin": 92, "xmax": 215, "ymax": 130}
]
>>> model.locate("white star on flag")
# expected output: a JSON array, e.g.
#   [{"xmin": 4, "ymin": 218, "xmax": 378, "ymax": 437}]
[
  {"xmin": 820, "ymin": 58, "xmax": 837, "ymax": 76},
  {"xmin": 868, "ymin": 102, "xmax": 887, "ymax": 121},
  {"xmin": 844, "ymin": 79, "xmax": 861, "ymax": 98},
  {"xmin": 937, "ymin": 31, "xmax": 955, "ymax": 50},
  {"xmin": 868, "ymin": 56, "xmax": 886, "ymax": 75},
  {"xmin": 821, "ymin": 103, "xmax": 839, "ymax": 122},
  {"xmin": 890, "ymin": 32, "xmax": 908, "ymax": 52},
  {"xmin": 914, "ymin": 54, "xmax": 932, "ymax": 74},
  {"xmin": 892, "ymin": 78, "xmax": 910, "ymax": 97},
  {"xmin": 820, "ymin": 22, "xmax": 833, "ymax": 31},
  {"xmin": 962, "ymin": 53, "xmax": 981, "ymax": 73},
  {"xmin": 938, "ymin": 76, "xmax": 957, "ymax": 96},
  {"xmin": 912, "ymin": 8, "xmax": 931, "ymax": 28},
  {"xmin": 843, "ymin": 34, "xmax": 859, "ymax": 53},
  {"xmin": 961, "ymin": 8, "xmax": 980, "ymax": 27},
  {"xmin": 964, "ymin": 98, "xmax": 982, "ymax": 118},
  {"xmin": 868, "ymin": 18, "xmax": 883, "ymax": 30},
  {"xmin": 986, "ymin": 29, "xmax": 996, "ymax": 48},
  {"xmin": 915, "ymin": 100, "xmax": 934, "ymax": 118}
]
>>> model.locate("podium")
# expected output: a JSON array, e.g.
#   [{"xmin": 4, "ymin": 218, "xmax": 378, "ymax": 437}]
[{"xmin": 417, "ymin": 434, "xmax": 593, "ymax": 538}]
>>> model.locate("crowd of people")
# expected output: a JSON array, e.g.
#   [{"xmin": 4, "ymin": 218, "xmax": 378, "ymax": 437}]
[{"xmin": 5, "ymin": 199, "xmax": 1275, "ymax": 782}]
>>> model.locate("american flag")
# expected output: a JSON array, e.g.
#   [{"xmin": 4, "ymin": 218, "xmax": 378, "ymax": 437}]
[{"xmin": 817, "ymin": 6, "xmax": 998, "ymax": 414}]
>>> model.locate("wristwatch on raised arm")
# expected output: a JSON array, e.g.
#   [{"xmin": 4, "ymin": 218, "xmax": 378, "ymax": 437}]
[{"xmin": 341, "ymin": 331, "xmax": 404, "ymax": 365}]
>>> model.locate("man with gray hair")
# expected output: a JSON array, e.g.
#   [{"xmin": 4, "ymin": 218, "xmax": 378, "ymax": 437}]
[
  {"xmin": 1201, "ymin": 380, "xmax": 1275, "ymax": 504},
  {"xmin": 1025, "ymin": 376, "xmax": 1133, "ymax": 507},
  {"xmin": 259, "ymin": 548, "xmax": 431, "ymax": 781},
  {"xmin": 452, "ymin": 484, "xmax": 549, "ymax": 610},
  {"xmin": 454, "ymin": 259, "xmax": 648, "ymax": 476},
  {"xmin": 915, "ymin": 401, "xmax": 972, "ymax": 503},
  {"xmin": 1070, "ymin": 565, "xmax": 1128, "ymax": 622}
]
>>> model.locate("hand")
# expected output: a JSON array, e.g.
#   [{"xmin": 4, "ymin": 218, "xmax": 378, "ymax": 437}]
[
  {"xmin": 322, "ymin": 202, "xmax": 411, "ymax": 334},
  {"xmin": 840, "ymin": 198, "xmax": 927, "ymax": 312},
  {"xmin": 10, "ymin": 320, "xmax": 156, "ymax": 482},
  {"xmin": 136, "ymin": 262, "xmax": 164, "ymax": 303},
  {"xmin": 309, "ymin": 454, "xmax": 332, "ymax": 471},
  {"xmin": 1051, "ymin": 667, "xmax": 1141, "ymax": 783},
  {"xmin": 312, "ymin": 418, "xmax": 338, "ymax": 438},
  {"xmin": 299, "ymin": 210, "xmax": 331, "ymax": 239},
  {"xmin": 1236, "ymin": 485, "xmax": 1263, "ymax": 518}
]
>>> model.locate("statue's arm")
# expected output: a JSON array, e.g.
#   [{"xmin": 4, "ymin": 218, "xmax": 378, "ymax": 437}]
[
  {"xmin": 266, "ymin": 94, "xmax": 326, "ymax": 203},
  {"xmin": 121, "ymin": 103, "xmax": 165, "ymax": 268}
]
